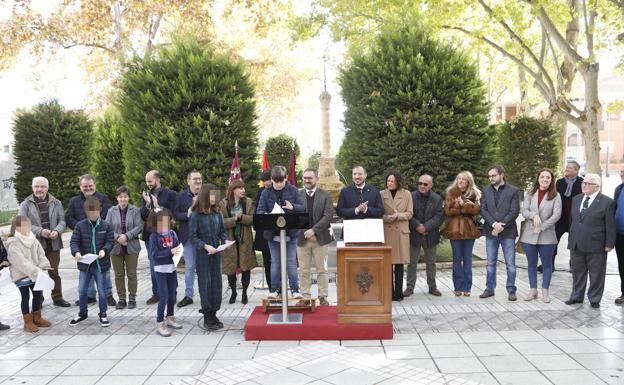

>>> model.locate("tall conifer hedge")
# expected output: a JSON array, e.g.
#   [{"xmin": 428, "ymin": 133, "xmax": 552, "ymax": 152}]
[{"xmin": 338, "ymin": 23, "xmax": 494, "ymax": 191}]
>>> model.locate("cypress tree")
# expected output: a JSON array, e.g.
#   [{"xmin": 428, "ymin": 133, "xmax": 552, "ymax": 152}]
[
  {"xmin": 91, "ymin": 110, "xmax": 124, "ymax": 202},
  {"xmin": 338, "ymin": 22, "xmax": 494, "ymax": 191},
  {"xmin": 497, "ymin": 116, "xmax": 559, "ymax": 190},
  {"xmin": 117, "ymin": 35, "xmax": 260, "ymax": 198},
  {"xmin": 12, "ymin": 99, "xmax": 93, "ymax": 205}
]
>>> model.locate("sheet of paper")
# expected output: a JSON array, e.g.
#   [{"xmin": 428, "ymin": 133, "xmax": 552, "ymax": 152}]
[
  {"xmin": 33, "ymin": 271, "xmax": 55, "ymax": 291},
  {"xmin": 0, "ymin": 268, "xmax": 12, "ymax": 289},
  {"xmin": 172, "ymin": 244, "xmax": 184, "ymax": 267},
  {"xmin": 210, "ymin": 240, "xmax": 236, "ymax": 254},
  {"xmin": 343, "ymin": 218, "xmax": 385, "ymax": 244},
  {"xmin": 270, "ymin": 202, "xmax": 285, "ymax": 214},
  {"xmin": 79, "ymin": 253, "xmax": 98, "ymax": 265}
]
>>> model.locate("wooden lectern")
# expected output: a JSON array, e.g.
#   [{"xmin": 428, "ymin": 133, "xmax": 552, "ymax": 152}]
[{"xmin": 337, "ymin": 219, "xmax": 392, "ymax": 324}]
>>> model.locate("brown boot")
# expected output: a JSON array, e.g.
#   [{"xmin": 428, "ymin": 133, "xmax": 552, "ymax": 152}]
[
  {"xmin": 32, "ymin": 310, "xmax": 51, "ymax": 327},
  {"xmin": 23, "ymin": 313, "xmax": 38, "ymax": 333}
]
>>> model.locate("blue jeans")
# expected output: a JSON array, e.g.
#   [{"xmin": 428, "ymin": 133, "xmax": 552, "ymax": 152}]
[
  {"xmin": 485, "ymin": 236, "xmax": 517, "ymax": 293},
  {"xmin": 155, "ymin": 271, "xmax": 177, "ymax": 322},
  {"xmin": 149, "ymin": 254, "xmax": 158, "ymax": 296},
  {"xmin": 78, "ymin": 264, "xmax": 108, "ymax": 315},
  {"xmin": 451, "ymin": 239, "xmax": 475, "ymax": 292},
  {"xmin": 268, "ymin": 238, "xmax": 299, "ymax": 292},
  {"xmin": 522, "ymin": 243, "xmax": 556, "ymax": 289},
  {"xmin": 182, "ymin": 241, "xmax": 196, "ymax": 298},
  {"xmin": 85, "ymin": 270, "xmax": 112, "ymax": 298}
]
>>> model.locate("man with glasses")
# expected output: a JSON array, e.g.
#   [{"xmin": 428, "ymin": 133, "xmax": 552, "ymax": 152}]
[
  {"xmin": 613, "ymin": 169, "xmax": 624, "ymax": 305},
  {"xmin": 566, "ymin": 173, "xmax": 615, "ymax": 308},
  {"xmin": 539, "ymin": 160, "xmax": 584, "ymax": 273},
  {"xmin": 479, "ymin": 165, "xmax": 520, "ymax": 301},
  {"xmin": 336, "ymin": 165, "xmax": 384, "ymax": 220},
  {"xmin": 174, "ymin": 170, "xmax": 203, "ymax": 307},
  {"xmin": 403, "ymin": 175, "xmax": 444, "ymax": 297}
]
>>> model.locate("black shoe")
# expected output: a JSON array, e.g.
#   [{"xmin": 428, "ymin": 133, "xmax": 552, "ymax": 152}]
[
  {"xmin": 479, "ymin": 290, "xmax": 495, "ymax": 299},
  {"xmin": 565, "ymin": 299, "xmax": 583, "ymax": 305},
  {"xmin": 229, "ymin": 291, "xmax": 237, "ymax": 304},
  {"xmin": 0, "ymin": 321, "xmax": 10, "ymax": 330},
  {"xmin": 116, "ymin": 299, "xmax": 127, "ymax": 310},
  {"xmin": 177, "ymin": 296, "xmax": 193, "ymax": 308},
  {"xmin": 591, "ymin": 302, "xmax": 600, "ymax": 308},
  {"xmin": 98, "ymin": 312, "xmax": 111, "ymax": 327},
  {"xmin": 69, "ymin": 313, "xmax": 88, "ymax": 326},
  {"xmin": 107, "ymin": 296, "xmax": 117, "ymax": 307},
  {"xmin": 537, "ymin": 265, "xmax": 543, "ymax": 273},
  {"xmin": 127, "ymin": 299, "xmax": 136, "ymax": 309},
  {"xmin": 203, "ymin": 314, "xmax": 219, "ymax": 330},
  {"xmin": 211, "ymin": 311, "xmax": 224, "ymax": 329},
  {"xmin": 146, "ymin": 294, "xmax": 159, "ymax": 305},
  {"xmin": 392, "ymin": 295, "xmax": 404, "ymax": 302},
  {"xmin": 242, "ymin": 291, "xmax": 248, "ymax": 304},
  {"xmin": 53, "ymin": 299, "xmax": 71, "ymax": 307}
]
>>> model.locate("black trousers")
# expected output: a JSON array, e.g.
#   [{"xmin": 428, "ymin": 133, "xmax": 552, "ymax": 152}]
[
  {"xmin": 261, "ymin": 250, "xmax": 271, "ymax": 289},
  {"xmin": 616, "ymin": 233, "xmax": 624, "ymax": 296},
  {"xmin": 227, "ymin": 271, "xmax": 251, "ymax": 291},
  {"xmin": 392, "ymin": 264, "xmax": 404, "ymax": 299},
  {"xmin": 19, "ymin": 284, "xmax": 43, "ymax": 315}
]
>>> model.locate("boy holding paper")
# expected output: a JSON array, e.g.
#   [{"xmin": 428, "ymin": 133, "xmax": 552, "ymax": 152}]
[
  {"xmin": 147, "ymin": 209, "xmax": 183, "ymax": 337},
  {"xmin": 5, "ymin": 216, "xmax": 53, "ymax": 332},
  {"xmin": 69, "ymin": 197, "xmax": 115, "ymax": 327}
]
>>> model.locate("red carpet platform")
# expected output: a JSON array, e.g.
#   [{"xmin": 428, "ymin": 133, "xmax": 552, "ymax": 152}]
[{"xmin": 244, "ymin": 306, "xmax": 393, "ymax": 340}]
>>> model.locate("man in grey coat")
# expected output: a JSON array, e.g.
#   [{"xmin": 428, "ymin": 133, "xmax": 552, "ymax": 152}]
[
  {"xmin": 18, "ymin": 176, "xmax": 70, "ymax": 307},
  {"xmin": 565, "ymin": 173, "xmax": 616, "ymax": 308},
  {"xmin": 296, "ymin": 168, "xmax": 334, "ymax": 306},
  {"xmin": 480, "ymin": 165, "xmax": 520, "ymax": 301},
  {"xmin": 404, "ymin": 175, "xmax": 444, "ymax": 297}
]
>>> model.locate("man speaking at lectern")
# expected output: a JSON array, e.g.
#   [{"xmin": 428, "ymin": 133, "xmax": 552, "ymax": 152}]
[{"xmin": 337, "ymin": 165, "xmax": 384, "ymax": 220}]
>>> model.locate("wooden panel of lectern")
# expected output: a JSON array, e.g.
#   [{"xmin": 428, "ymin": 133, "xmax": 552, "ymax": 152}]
[{"xmin": 337, "ymin": 219, "xmax": 392, "ymax": 324}]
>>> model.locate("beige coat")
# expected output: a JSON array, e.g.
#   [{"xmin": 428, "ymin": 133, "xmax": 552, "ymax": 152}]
[
  {"xmin": 381, "ymin": 189, "xmax": 413, "ymax": 264},
  {"xmin": 218, "ymin": 197, "xmax": 258, "ymax": 275},
  {"xmin": 5, "ymin": 235, "xmax": 51, "ymax": 282}
]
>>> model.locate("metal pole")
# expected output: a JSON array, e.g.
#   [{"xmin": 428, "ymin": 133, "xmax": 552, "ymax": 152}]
[{"xmin": 280, "ymin": 228, "xmax": 288, "ymax": 321}]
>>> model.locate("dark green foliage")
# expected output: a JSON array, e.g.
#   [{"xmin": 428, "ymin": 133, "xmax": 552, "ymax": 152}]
[
  {"xmin": 12, "ymin": 100, "xmax": 93, "ymax": 206},
  {"xmin": 337, "ymin": 22, "xmax": 494, "ymax": 192},
  {"xmin": 116, "ymin": 35, "xmax": 260, "ymax": 200},
  {"xmin": 497, "ymin": 116, "xmax": 559, "ymax": 190},
  {"xmin": 91, "ymin": 110, "xmax": 124, "ymax": 202},
  {"xmin": 307, "ymin": 150, "xmax": 321, "ymax": 171},
  {"xmin": 265, "ymin": 134, "xmax": 300, "ymax": 170}
]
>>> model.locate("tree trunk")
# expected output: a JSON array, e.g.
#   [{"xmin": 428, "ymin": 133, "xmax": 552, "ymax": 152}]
[
  {"xmin": 580, "ymin": 62, "xmax": 602, "ymax": 174},
  {"xmin": 518, "ymin": 62, "xmax": 530, "ymax": 116},
  {"xmin": 551, "ymin": 113, "xmax": 568, "ymax": 173}
]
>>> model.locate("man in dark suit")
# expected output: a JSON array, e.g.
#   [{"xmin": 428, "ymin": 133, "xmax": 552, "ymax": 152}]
[
  {"xmin": 141, "ymin": 170, "xmax": 177, "ymax": 305},
  {"xmin": 479, "ymin": 165, "xmax": 520, "ymax": 301},
  {"xmin": 566, "ymin": 173, "xmax": 616, "ymax": 308},
  {"xmin": 253, "ymin": 170, "xmax": 273, "ymax": 289},
  {"xmin": 336, "ymin": 165, "xmax": 383, "ymax": 220},
  {"xmin": 296, "ymin": 168, "xmax": 334, "ymax": 306},
  {"xmin": 539, "ymin": 160, "xmax": 584, "ymax": 273},
  {"xmin": 404, "ymin": 174, "xmax": 444, "ymax": 297},
  {"xmin": 615, "ymin": 168, "xmax": 624, "ymax": 305}
]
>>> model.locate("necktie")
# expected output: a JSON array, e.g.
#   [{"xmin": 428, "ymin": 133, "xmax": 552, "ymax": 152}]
[
  {"xmin": 307, "ymin": 190, "xmax": 313, "ymax": 197},
  {"xmin": 580, "ymin": 196, "xmax": 590, "ymax": 219}
]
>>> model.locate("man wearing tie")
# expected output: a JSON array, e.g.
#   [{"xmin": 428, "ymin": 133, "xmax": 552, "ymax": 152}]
[
  {"xmin": 296, "ymin": 169, "xmax": 334, "ymax": 306},
  {"xmin": 336, "ymin": 165, "xmax": 384, "ymax": 220},
  {"xmin": 566, "ymin": 173, "xmax": 616, "ymax": 308}
]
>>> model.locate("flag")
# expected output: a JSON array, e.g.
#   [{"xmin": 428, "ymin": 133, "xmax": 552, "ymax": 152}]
[
  {"xmin": 229, "ymin": 141, "xmax": 241, "ymax": 184},
  {"xmin": 261, "ymin": 148, "xmax": 270, "ymax": 171},
  {"xmin": 288, "ymin": 142, "xmax": 297, "ymax": 187}
]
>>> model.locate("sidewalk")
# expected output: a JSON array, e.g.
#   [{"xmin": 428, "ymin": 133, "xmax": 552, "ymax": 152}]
[{"xmin": 0, "ymin": 228, "xmax": 622, "ymax": 385}]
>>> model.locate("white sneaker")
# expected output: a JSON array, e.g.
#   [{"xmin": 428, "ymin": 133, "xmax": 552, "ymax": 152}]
[
  {"xmin": 157, "ymin": 321, "xmax": 171, "ymax": 337},
  {"xmin": 291, "ymin": 291, "xmax": 303, "ymax": 299},
  {"xmin": 165, "ymin": 316, "xmax": 183, "ymax": 329},
  {"xmin": 268, "ymin": 291, "xmax": 281, "ymax": 299}
]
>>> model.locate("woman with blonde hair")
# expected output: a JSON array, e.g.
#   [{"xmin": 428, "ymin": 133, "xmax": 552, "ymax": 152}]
[
  {"xmin": 441, "ymin": 171, "xmax": 482, "ymax": 296},
  {"xmin": 218, "ymin": 180, "xmax": 257, "ymax": 305}
]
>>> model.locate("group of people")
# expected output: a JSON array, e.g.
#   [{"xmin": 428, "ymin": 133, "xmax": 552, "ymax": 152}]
[{"xmin": 0, "ymin": 160, "xmax": 622, "ymax": 335}]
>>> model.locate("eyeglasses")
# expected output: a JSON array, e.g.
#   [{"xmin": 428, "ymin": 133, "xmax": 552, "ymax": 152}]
[
  {"xmin": 581, "ymin": 182, "xmax": 597, "ymax": 186},
  {"xmin": 417, "ymin": 182, "xmax": 429, "ymax": 186},
  {"xmin": 487, "ymin": 174, "xmax": 498, "ymax": 178}
]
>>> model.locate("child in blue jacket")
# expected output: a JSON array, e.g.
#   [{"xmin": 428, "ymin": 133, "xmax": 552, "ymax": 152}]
[{"xmin": 147, "ymin": 209, "xmax": 183, "ymax": 337}]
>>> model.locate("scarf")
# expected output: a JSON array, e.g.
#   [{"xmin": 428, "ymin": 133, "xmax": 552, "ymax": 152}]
[
  {"xmin": 15, "ymin": 231, "xmax": 37, "ymax": 248},
  {"xmin": 564, "ymin": 176, "xmax": 577, "ymax": 197}
]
